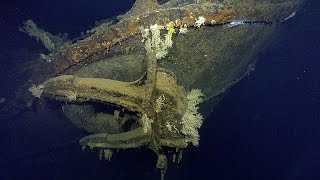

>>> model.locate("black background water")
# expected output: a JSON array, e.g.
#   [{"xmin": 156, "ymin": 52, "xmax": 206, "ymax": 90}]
[{"xmin": 0, "ymin": 0, "xmax": 319, "ymax": 179}]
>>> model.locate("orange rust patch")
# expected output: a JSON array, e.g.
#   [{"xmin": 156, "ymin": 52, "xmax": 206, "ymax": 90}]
[
  {"xmin": 64, "ymin": 20, "xmax": 141, "ymax": 64},
  {"xmin": 126, "ymin": 20, "xmax": 140, "ymax": 36},
  {"xmin": 181, "ymin": 11, "xmax": 197, "ymax": 26},
  {"xmin": 68, "ymin": 52, "xmax": 81, "ymax": 63},
  {"xmin": 104, "ymin": 32, "xmax": 115, "ymax": 42},
  {"xmin": 62, "ymin": 8, "xmax": 237, "ymax": 64}
]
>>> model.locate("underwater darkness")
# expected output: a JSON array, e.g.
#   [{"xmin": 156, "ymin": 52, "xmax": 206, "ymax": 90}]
[{"xmin": 0, "ymin": 0, "xmax": 320, "ymax": 179}]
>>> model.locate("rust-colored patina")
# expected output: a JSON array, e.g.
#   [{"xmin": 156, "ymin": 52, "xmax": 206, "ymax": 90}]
[
  {"xmin": 11, "ymin": 0, "xmax": 306, "ymax": 179},
  {"xmin": 49, "ymin": 1, "xmax": 301, "ymax": 75}
]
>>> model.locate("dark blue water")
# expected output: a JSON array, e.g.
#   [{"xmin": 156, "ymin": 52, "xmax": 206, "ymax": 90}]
[{"xmin": 0, "ymin": 0, "xmax": 319, "ymax": 179}]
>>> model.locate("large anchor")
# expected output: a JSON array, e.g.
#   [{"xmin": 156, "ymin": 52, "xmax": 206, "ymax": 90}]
[{"xmin": 42, "ymin": 44, "xmax": 192, "ymax": 178}]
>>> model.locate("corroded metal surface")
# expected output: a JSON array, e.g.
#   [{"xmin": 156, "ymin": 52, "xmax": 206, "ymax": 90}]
[
  {"xmin": 11, "ymin": 0, "xmax": 304, "ymax": 112},
  {"xmin": 50, "ymin": 1, "xmax": 301, "ymax": 74},
  {"xmin": 9, "ymin": 0, "xmax": 307, "ymax": 178},
  {"xmin": 43, "ymin": 68, "xmax": 188, "ymax": 150}
]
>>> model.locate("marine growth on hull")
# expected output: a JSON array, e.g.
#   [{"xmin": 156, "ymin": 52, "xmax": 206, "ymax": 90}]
[{"xmin": 14, "ymin": 0, "xmax": 305, "ymax": 179}]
